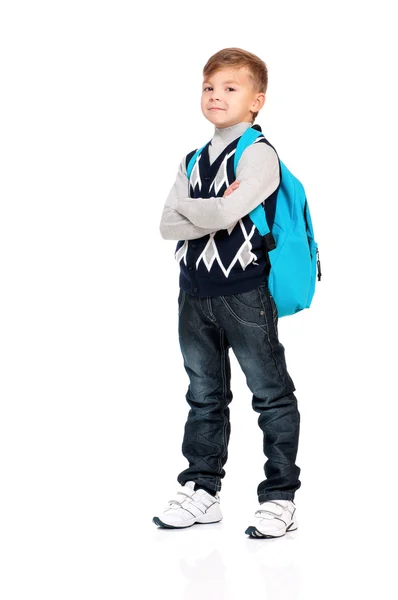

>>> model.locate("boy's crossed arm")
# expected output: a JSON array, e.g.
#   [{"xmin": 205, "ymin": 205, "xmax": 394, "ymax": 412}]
[
  {"xmin": 159, "ymin": 180, "xmax": 239, "ymax": 241},
  {"xmin": 159, "ymin": 141, "xmax": 279, "ymax": 240},
  {"xmin": 159, "ymin": 159, "xmax": 219, "ymax": 241}
]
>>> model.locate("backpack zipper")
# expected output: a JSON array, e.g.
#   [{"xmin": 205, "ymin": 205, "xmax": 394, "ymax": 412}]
[{"xmin": 316, "ymin": 248, "xmax": 322, "ymax": 281}]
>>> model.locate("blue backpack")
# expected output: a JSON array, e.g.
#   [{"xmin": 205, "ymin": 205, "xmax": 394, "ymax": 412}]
[{"xmin": 187, "ymin": 125, "xmax": 322, "ymax": 318}]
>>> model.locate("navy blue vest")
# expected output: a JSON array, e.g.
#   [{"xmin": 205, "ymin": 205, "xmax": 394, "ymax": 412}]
[{"xmin": 174, "ymin": 132, "xmax": 278, "ymax": 297}]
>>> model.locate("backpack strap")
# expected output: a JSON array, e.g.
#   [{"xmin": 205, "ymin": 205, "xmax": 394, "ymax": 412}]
[
  {"xmin": 235, "ymin": 127, "xmax": 276, "ymax": 271},
  {"xmin": 233, "ymin": 126, "xmax": 262, "ymax": 172},
  {"xmin": 234, "ymin": 127, "xmax": 271, "ymax": 237},
  {"xmin": 186, "ymin": 143, "xmax": 208, "ymax": 179}
]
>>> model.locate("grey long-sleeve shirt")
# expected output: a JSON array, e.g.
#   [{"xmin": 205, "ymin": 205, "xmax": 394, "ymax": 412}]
[{"xmin": 159, "ymin": 121, "xmax": 280, "ymax": 241}]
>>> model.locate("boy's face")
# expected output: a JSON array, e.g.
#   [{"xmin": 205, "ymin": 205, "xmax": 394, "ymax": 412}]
[{"xmin": 201, "ymin": 66, "xmax": 265, "ymax": 128}]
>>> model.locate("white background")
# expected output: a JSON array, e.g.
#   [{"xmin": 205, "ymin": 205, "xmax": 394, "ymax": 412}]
[{"xmin": 1, "ymin": 1, "xmax": 397, "ymax": 598}]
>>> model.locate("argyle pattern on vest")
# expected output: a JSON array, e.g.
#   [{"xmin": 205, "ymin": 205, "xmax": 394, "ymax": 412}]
[{"xmin": 174, "ymin": 133, "xmax": 279, "ymax": 297}]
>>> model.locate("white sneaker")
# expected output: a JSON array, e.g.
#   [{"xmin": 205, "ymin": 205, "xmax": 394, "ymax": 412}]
[
  {"xmin": 245, "ymin": 499, "xmax": 298, "ymax": 538},
  {"xmin": 153, "ymin": 481, "xmax": 223, "ymax": 529}
]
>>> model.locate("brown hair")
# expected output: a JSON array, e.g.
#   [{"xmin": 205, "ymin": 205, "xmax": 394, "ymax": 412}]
[{"xmin": 202, "ymin": 47, "xmax": 268, "ymax": 124}]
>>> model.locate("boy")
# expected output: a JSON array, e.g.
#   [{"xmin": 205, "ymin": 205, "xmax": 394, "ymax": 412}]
[{"xmin": 153, "ymin": 48, "xmax": 300, "ymax": 539}]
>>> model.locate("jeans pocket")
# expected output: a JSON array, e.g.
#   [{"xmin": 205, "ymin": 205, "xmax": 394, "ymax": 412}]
[
  {"xmin": 220, "ymin": 285, "xmax": 268, "ymax": 329},
  {"xmin": 229, "ymin": 286, "xmax": 264, "ymax": 310}
]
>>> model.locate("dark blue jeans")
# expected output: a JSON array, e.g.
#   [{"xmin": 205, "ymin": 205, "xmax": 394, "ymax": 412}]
[{"xmin": 176, "ymin": 282, "xmax": 301, "ymax": 503}]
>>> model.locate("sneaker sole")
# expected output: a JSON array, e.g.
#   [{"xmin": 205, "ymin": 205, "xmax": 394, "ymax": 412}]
[
  {"xmin": 245, "ymin": 522, "xmax": 298, "ymax": 538},
  {"xmin": 153, "ymin": 516, "xmax": 222, "ymax": 529}
]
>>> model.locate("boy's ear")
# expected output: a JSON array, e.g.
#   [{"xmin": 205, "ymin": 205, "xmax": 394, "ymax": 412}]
[{"xmin": 257, "ymin": 93, "xmax": 266, "ymax": 110}]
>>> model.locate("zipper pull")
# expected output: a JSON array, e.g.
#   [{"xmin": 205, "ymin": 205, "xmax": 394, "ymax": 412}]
[{"xmin": 316, "ymin": 248, "xmax": 322, "ymax": 281}]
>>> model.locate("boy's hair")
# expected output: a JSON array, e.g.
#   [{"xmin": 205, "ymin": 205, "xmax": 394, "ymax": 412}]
[{"xmin": 203, "ymin": 47, "xmax": 268, "ymax": 124}]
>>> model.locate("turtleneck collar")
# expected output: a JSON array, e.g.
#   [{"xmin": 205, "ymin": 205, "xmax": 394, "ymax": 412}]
[{"xmin": 211, "ymin": 121, "xmax": 253, "ymax": 147}]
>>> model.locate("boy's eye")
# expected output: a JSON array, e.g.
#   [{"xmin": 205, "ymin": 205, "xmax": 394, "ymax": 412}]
[{"xmin": 203, "ymin": 87, "xmax": 236, "ymax": 92}]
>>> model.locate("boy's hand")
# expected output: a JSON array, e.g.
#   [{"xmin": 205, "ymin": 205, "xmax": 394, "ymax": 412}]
[{"xmin": 223, "ymin": 180, "xmax": 240, "ymax": 197}]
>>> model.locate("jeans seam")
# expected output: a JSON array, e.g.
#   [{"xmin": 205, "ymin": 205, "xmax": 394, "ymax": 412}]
[
  {"xmin": 178, "ymin": 290, "xmax": 186, "ymax": 316},
  {"xmin": 198, "ymin": 297, "xmax": 218, "ymax": 325},
  {"xmin": 219, "ymin": 327, "xmax": 228, "ymax": 491},
  {"xmin": 258, "ymin": 288, "xmax": 283, "ymax": 378},
  {"xmin": 269, "ymin": 293, "xmax": 278, "ymax": 333}
]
